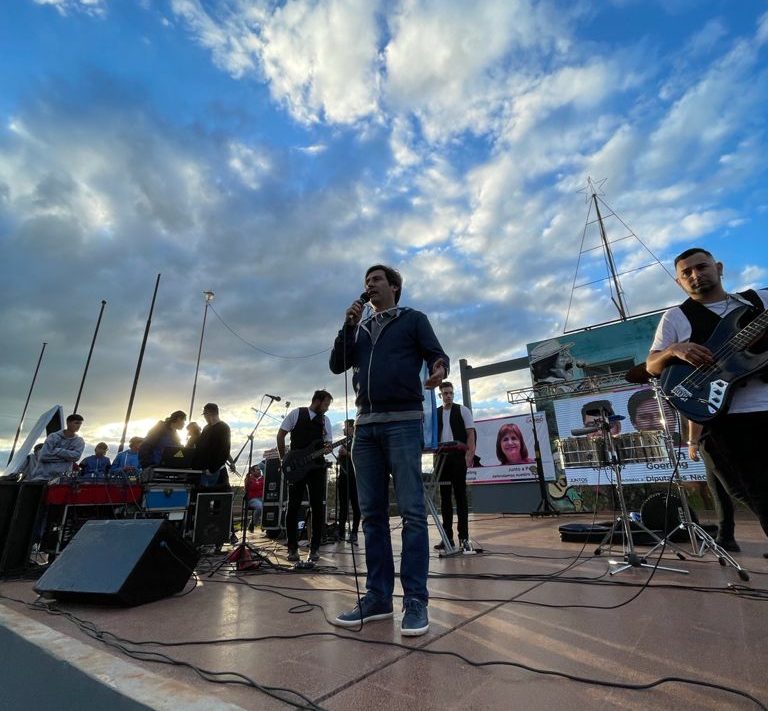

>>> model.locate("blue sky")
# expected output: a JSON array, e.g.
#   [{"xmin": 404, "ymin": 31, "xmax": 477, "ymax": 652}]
[{"xmin": 1, "ymin": 0, "xmax": 767, "ymax": 461}]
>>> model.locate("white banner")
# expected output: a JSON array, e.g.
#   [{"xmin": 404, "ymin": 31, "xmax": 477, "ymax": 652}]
[
  {"xmin": 467, "ymin": 413, "xmax": 555, "ymax": 485},
  {"xmin": 552, "ymin": 387, "xmax": 706, "ymax": 485}
]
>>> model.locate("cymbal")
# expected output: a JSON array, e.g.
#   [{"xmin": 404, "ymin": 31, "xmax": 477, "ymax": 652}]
[{"xmin": 625, "ymin": 364, "xmax": 652, "ymax": 385}]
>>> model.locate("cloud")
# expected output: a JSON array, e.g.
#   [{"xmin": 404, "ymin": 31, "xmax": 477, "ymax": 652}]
[
  {"xmin": 33, "ymin": 0, "xmax": 106, "ymax": 17},
  {"xmin": 171, "ymin": 0, "xmax": 382, "ymax": 124}
]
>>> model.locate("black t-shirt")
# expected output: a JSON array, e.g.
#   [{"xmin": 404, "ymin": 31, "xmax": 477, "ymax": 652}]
[{"xmin": 195, "ymin": 421, "xmax": 231, "ymax": 472}]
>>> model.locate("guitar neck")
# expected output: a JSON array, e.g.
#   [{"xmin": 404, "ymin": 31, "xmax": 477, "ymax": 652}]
[{"xmin": 732, "ymin": 308, "xmax": 768, "ymax": 350}]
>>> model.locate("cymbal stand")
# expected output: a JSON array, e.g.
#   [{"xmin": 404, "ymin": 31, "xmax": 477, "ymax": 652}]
[
  {"xmin": 643, "ymin": 379, "xmax": 749, "ymax": 581},
  {"xmin": 590, "ymin": 410, "xmax": 688, "ymax": 576}
]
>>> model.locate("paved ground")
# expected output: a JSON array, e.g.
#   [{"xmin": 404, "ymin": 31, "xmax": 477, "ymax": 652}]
[{"xmin": 1, "ymin": 511, "xmax": 767, "ymax": 710}]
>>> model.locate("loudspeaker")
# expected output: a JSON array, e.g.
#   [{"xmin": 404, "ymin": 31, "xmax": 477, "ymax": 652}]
[
  {"xmin": 0, "ymin": 482, "xmax": 46, "ymax": 575},
  {"xmin": 0, "ymin": 481, "xmax": 21, "ymax": 553},
  {"xmin": 263, "ymin": 457, "xmax": 284, "ymax": 505},
  {"xmin": 34, "ymin": 519, "xmax": 199, "ymax": 606},
  {"xmin": 192, "ymin": 491, "xmax": 233, "ymax": 545}
]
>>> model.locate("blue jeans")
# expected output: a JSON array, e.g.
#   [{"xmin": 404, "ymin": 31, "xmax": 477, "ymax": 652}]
[{"xmin": 352, "ymin": 419, "xmax": 429, "ymax": 604}]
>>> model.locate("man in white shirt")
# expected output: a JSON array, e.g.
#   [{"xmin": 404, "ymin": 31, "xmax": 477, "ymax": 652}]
[
  {"xmin": 277, "ymin": 390, "xmax": 333, "ymax": 563},
  {"xmin": 434, "ymin": 381, "xmax": 476, "ymax": 551},
  {"xmin": 646, "ymin": 247, "xmax": 768, "ymax": 552}
]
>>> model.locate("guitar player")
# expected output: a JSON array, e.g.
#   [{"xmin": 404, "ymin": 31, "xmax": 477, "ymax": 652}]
[
  {"xmin": 277, "ymin": 390, "xmax": 334, "ymax": 563},
  {"xmin": 646, "ymin": 247, "xmax": 768, "ymax": 553}
]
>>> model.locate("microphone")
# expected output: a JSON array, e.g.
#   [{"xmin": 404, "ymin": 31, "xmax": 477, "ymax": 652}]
[
  {"xmin": 265, "ymin": 394, "xmax": 281, "ymax": 401},
  {"xmin": 571, "ymin": 426, "xmax": 600, "ymax": 436},
  {"xmin": 346, "ymin": 292, "xmax": 371, "ymax": 325}
]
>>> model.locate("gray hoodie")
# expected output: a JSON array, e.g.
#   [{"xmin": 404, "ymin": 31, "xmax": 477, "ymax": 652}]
[{"xmin": 30, "ymin": 430, "xmax": 85, "ymax": 481}]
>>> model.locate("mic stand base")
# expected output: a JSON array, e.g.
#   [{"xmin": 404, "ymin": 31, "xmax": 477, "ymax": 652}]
[{"xmin": 646, "ymin": 519, "xmax": 750, "ymax": 582}]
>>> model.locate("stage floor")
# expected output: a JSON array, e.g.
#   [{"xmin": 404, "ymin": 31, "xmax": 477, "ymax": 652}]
[{"xmin": 1, "ymin": 511, "xmax": 767, "ymax": 711}]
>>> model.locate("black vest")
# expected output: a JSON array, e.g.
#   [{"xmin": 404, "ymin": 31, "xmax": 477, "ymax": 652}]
[
  {"xmin": 679, "ymin": 289, "xmax": 764, "ymax": 345},
  {"xmin": 437, "ymin": 404, "xmax": 468, "ymax": 444},
  {"xmin": 290, "ymin": 408, "xmax": 325, "ymax": 450}
]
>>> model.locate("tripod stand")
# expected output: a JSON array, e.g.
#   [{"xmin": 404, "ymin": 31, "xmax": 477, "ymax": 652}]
[
  {"xmin": 640, "ymin": 377, "xmax": 750, "ymax": 582},
  {"xmin": 210, "ymin": 398, "xmax": 276, "ymax": 574},
  {"xmin": 587, "ymin": 408, "xmax": 688, "ymax": 576}
]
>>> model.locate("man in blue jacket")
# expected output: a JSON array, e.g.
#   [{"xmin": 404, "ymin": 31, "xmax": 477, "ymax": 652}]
[{"xmin": 330, "ymin": 264, "xmax": 448, "ymax": 637}]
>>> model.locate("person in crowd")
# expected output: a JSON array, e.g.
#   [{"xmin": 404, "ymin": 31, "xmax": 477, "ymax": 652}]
[
  {"xmin": 186, "ymin": 421, "xmax": 202, "ymax": 447},
  {"xmin": 110, "ymin": 436, "xmax": 143, "ymax": 478},
  {"xmin": 434, "ymin": 381, "xmax": 476, "ymax": 551},
  {"xmin": 329, "ymin": 264, "xmax": 448, "ymax": 637},
  {"xmin": 194, "ymin": 403, "xmax": 235, "ymax": 487},
  {"xmin": 244, "ymin": 464, "xmax": 264, "ymax": 533},
  {"xmin": 30, "ymin": 414, "xmax": 85, "ymax": 481},
  {"xmin": 138, "ymin": 410, "xmax": 186, "ymax": 468},
  {"xmin": 336, "ymin": 419, "xmax": 361, "ymax": 544},
  {"xmin": 4, "ymin": 443, "xmax": 44, "ymax": 481},
  {"xmin": 277, "ymin": 391, "xmax": 333, "ymax": 563},
  {"xmin": 79, "ymin": 442, "xmax": 111, "ymax": 479},
  {"xmin": 646, "ymin": 247, "xmax": 768, "ymax": 555},
  {"xmin": 496, "ymin": 423, "xmax": 533, "ymax": 465}
]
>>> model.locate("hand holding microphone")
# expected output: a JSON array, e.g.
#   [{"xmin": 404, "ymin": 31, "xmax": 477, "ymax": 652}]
[{"xmin": 345, "ymin": 292, "xmax": 370, "ymax": 325}]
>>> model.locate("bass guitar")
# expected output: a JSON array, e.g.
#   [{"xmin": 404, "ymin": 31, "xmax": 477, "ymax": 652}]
[
  {"xmin": 281, "ymin": 437, "xmax": 349, "ymax": 483},
  {"xmin": 661, "ymin": 304, "xmax": 768, "ymax": 423}
]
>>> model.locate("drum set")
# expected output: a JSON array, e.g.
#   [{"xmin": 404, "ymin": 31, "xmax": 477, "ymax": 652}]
[
  {"xmin": 557, "ymin": 430, "xmax": 667, "ymax": 469},
  {"xmin": 557, "ymin": 366, "xmax": 749, "ymax": 580}
]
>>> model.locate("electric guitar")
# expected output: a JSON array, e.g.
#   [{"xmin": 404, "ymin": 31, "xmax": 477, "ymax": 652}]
[
  {"xmin": 661, "ymin": 304, "xmax": 768, "ymax": 423},
  {"xmin": 281, "ymin": 437, "xmax": 349, "ymax": 483}
]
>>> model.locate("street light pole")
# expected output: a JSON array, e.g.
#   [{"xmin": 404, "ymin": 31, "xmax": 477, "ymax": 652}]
[{"xmin": 190, "ymin": 290, "xmax": 215, "ymax": 418}]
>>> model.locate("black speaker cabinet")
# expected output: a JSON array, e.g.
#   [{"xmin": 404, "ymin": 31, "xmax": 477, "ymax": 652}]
[
  {"xmin": 193, "ymin": 491, "xmax": 233, "ymax": 546},
  {"xmin": 263, "ymin": 457, "xmax": 284, "ymax": 505},
  {"xmin": 0, "ymin": 481, "xmax": 46, "ymax": 575},
  {"xmin": 0, "ymin": 481, "xmax": 21, "ymax": 553},
  {"xmin": 34, "ymin": 519, "xmax": 199, "ymax": 606}
]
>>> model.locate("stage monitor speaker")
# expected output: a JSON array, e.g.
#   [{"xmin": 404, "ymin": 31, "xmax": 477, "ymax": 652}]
[
  {"xmin": 34, "ymin": 519, "xmax": 199, "ymax": 606},
  {"xmin": 263, "ymin": 457, "xmax": 284, "ymax": 505},
  {"xmin": 0, "ymin": 482, "xmax": 46, "ymax": 575},
  {"xmin": 0, "ymin": 481, "xmax": 21, "ymax": 554},
  {"xmin": 193, "ymin": 491, "xmax": 233, "ymax": 546}
]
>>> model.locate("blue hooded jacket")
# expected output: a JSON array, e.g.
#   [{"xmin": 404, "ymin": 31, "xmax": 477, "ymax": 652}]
[{"xmin": 329, "ymin": 307, "xmax": 449, "ymax": 415}]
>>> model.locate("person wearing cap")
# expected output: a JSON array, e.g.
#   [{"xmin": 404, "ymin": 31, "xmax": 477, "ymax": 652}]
[
  {"xmin": 110, "ymin": 436, "xmax": 143, "ymax": 478},
  {"xmin": 30, "ymin": 414, "xmax": 86, "ymax": 481},
  {"xmin": 79, "ymin": 442, "xmax": 112, "ymax": 479},
  {"xmin": 195, "ymin": 403, "xmax": 235, "ymax": 487}
]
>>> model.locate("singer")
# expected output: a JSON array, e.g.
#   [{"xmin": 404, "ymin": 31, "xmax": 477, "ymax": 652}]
[
  {"xmin": 329, "ymin": 264, "xmax": 448, "ymax": 636},
  {"xmin": 646, "ymin": 247, "xmax": 768, "ymax": 552}
]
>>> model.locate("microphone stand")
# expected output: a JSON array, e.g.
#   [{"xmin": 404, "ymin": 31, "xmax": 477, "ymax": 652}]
[
  {"xmin": 642, "ymin": 379, "xmax": 749, "ymax": 581},
  {"xmin": 590, "ymin": 408, "xmax": 688, "ymax": 576},
  {"xmin": 210, "ymin": 397, "xmax": 277, "ymax": 575}
]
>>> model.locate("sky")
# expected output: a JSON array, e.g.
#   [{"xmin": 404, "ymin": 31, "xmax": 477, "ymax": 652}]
[{"xmin": 1, "ymin": 0, "xmax": 767, "ymax": 465}]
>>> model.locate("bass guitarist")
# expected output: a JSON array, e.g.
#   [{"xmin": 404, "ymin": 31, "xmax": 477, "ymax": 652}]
[
  {"xmin": 646, "ymin": 247, "xmax": 768, "ymax": 551},
  {"xmin": 277, "ymin": 390, "xmax": 333, "ymax": 563}
]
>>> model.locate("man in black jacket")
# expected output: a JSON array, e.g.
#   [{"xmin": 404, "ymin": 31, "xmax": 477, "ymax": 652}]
[{"xmin": 329, "ymin": 264, "xmax": 448, "ymax": 637}]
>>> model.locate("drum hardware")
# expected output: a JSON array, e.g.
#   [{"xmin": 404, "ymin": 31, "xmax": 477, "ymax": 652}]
[
  {"xmin": 424, "ymin": 441, "xmax": 483, "ymax": 557},
  {"xmin": 578, "ymin": 409, "xmax": 688, "ymax": 577},
  {"xmin": 637, "ymin": 376, "xmax": 750, "ymax": 581}
]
